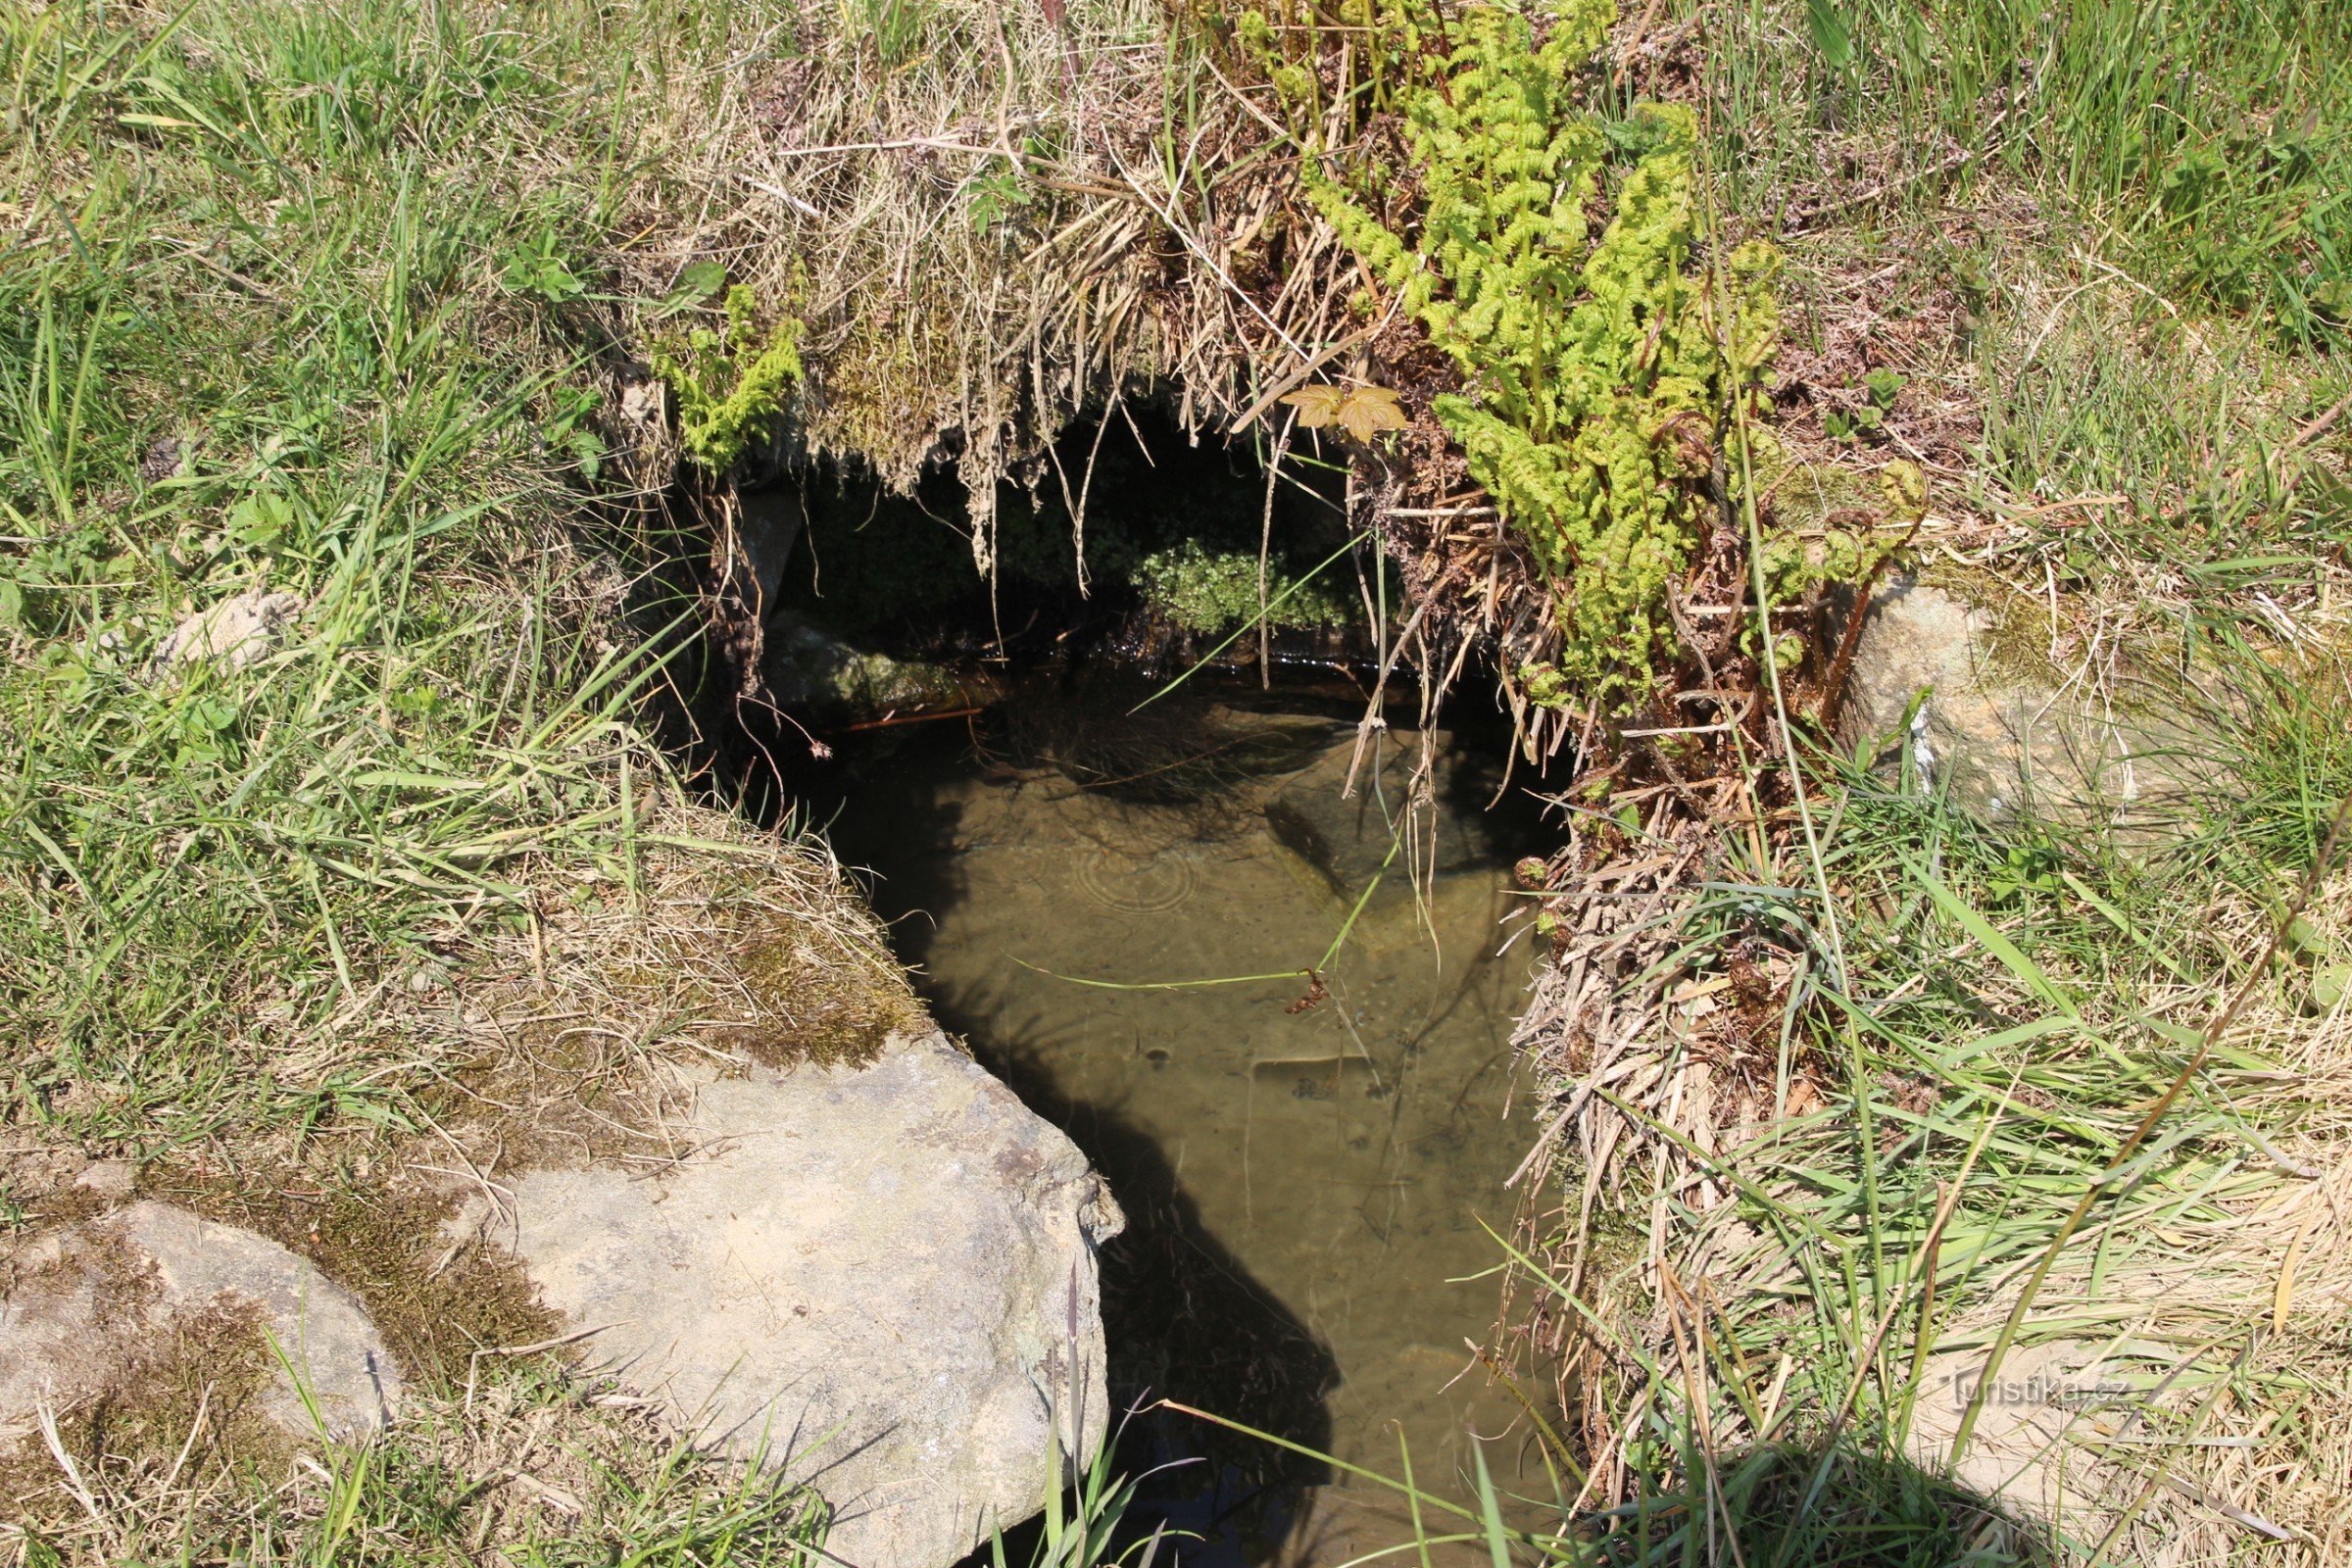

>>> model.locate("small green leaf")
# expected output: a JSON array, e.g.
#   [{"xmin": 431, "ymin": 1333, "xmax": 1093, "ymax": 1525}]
[
  {"xmin": 1806, "ymin": 0, "xmax": 1855, "ymax": 70},
  {"xmin": 658, "ymin": 259, "xmax": 728, "ymax": 315},
  {"xmin": 225, "ymin": 491, "xmax": 294, "ymax": 551},
  {"xmin": 2283, "ymin": 913, "xmax": 2322, "ymax": 955}
]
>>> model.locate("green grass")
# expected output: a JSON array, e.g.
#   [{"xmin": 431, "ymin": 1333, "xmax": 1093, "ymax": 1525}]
[
  {"xmin": 1699, "ymin": 0, "xmax": 2352, "ymax": 589},
  {"xmin": 0, "ymin": 0, "xmax": 838, "ymax": 1550},
  {"xmin": 1520, "ymin": 7, "xmax": 2352, "ymax": 1553},
  {"xmin": 0, "ymin": 0, "xmax": 677, "ymax": 1152},
  {"xmin": 1712, "ymin": 0, "xmax": 2352, "ymax": 348},
  {"xmin": 14, "ymin": 1357, "xmax": 830, "ymax": 1564}
]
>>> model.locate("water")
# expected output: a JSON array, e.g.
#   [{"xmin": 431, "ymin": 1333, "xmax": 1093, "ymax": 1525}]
[{"xmin": 821, "ymin": 672, "xmax": 1551, "ymax": 1565}]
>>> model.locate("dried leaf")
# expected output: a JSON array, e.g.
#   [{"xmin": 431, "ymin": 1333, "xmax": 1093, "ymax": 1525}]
[
  {"xmin": 1337, "ymin": 385, "xmax": 1407, "ymax": 444},
  {"xmin": 1281, "ymin": 384, "xmax": 1345, "ymax": 427}
]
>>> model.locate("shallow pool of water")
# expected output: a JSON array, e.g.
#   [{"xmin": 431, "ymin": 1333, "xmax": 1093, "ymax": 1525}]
[{"xmin": 821, "ymin": 672, "xmax": 1552, "ymax": 1564}]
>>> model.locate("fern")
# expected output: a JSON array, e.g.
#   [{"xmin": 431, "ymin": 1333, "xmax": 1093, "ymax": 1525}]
[
  {"xmin": 649, "ymin": 285, "xmax": 806, "ymax": 470},
  {"xmin": 1292, "ymin": 1, "xmax": 1806, "ymax": 713}
]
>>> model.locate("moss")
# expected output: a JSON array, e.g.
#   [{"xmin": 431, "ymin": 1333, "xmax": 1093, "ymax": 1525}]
[
  {"xmin": 174, "ymin": 1167, "xmax": 556, "ymax": 1388},
  {"xmin": 721, "ymin": 931, "xmax": 927, "ymax": 1070},
  {"xmin": 1915, "ymin": 557, "xmax": 2068, "ymax": 694},
  {"xmin": 650, "ymin": 285, "xmax": 807, "ymax": 470},
  {"xmin": 1133, "ymin": 540, "xmax": 1352, "ymax": 635}
]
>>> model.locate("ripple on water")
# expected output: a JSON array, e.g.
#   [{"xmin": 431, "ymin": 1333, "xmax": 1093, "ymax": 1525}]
[{"xmin": 1073, "ymin": 844, "xmax": 1204, "ymax": 914}]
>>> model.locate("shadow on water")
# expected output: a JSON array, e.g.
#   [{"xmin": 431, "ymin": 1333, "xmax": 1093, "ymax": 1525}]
[{"xmin": 951, "ymin": 1001, "xmax": 1342, "ymax": 1542}]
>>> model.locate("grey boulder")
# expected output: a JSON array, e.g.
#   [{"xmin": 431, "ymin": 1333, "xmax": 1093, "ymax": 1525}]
[
  {"xmin": 0, "ymin": 1200, "xmax": 401, "ymax": 1448},
  {"xmin": 1841, "ymin": 578, "xmax": 2197, "ymax": 819},
  {"xmin": 508, "ymin": 1031, "xmax": 1124, "ymax": 1568}
]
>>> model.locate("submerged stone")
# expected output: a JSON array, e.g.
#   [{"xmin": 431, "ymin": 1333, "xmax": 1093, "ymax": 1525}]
[
  {"xmin": 760, "ymin": 611, "xmax": 978, "ymax": 721},
  {"xmin": 507, "ymin": 1030, "xmax": 1124, "ymax": 1568},
  {"xmin": 1264, "ymin": 730, "xmax": 1510, "ymax": 900}
]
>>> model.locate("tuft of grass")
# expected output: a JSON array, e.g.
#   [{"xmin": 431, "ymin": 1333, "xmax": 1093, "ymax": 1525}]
[{"xmin": 1495, "ymin": 620, "xmax": 2352, "ymax": 1559}]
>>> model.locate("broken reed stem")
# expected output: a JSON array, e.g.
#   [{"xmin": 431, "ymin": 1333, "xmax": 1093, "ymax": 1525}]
[{"xmin": 1258, "ymin": 409, "xmax": 1296, "ymax": 686}]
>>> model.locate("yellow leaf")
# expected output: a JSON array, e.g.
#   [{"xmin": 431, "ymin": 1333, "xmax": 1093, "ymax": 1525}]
[
  {"xmin": 1337, "ymin": 385, "xmax": 1407, "ymax": 444},
  {"xmin": 1281, "ymin": 384, "xmax": 1344, "ymax": 428}
]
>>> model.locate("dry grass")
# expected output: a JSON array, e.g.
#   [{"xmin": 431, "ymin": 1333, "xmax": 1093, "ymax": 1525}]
[
  {"xmin": 611, "ymin": 0, "xmax": 1362, "ymax": 518},
  {"xmin": 1, "ymin": 1358, "xmax": 829, "ymax": 1565}
]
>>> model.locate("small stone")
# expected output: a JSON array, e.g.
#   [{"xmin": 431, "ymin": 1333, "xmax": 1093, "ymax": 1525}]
[
  {"xmin": 140, "ymin": 435, "xmax": 185, "ymax": 483},
  {"xmin": 761, "ymin": 612, "xmax": 972, "ymax": 722},
  {"xmin": 152, "ymin": 590, "xmax": 304, "ymax": 672},
  {"xmin": 73, "ymin": 1158, "xmax": 137, "ymax": 1200},
  {"xmin": 617, "ymin": 373, "xmax": 662, "ymax": 434}
]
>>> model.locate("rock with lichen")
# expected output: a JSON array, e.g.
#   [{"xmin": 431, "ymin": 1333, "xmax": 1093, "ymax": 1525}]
[
  {"xmin": 150, "ymin": 590, "xmax": 304, "ymax": 672},
  {"xmin": 760, "ymin": 611, "xmax": 976, "ymax": 721},
  {"xmin": 1841, "ymin": 576, "xmax": 2205, "ymax": 822}
]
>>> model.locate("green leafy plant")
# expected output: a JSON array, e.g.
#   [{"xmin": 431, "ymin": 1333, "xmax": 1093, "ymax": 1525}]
[
  {"xmin": 0, "ymin": 519, "xmax": 131, "ymax": 633},
  {"xmin": 1825, "ymin": 366, "xmax": 1906, "ymax": 440},
  {"xmin": 500, "ymin": 227, "xmax": 587, "ymax": 303},
  {"xmin": 648, "ymin": 284, "xmax": 806, "ymax": 470},
  {"xmin": 968, "ymin": 158, "xmax": 1033, "ymax": 234},
  {"xmin": 1298, "ymin": 0, "xmax": 1789, "ymax": 712},
  {"xmin": 1134, "ymin": 540, "xmax": 1352, "ymax": 635}
]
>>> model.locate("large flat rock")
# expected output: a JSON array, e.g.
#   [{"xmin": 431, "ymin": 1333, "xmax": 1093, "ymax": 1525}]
[
  {"xmin": 509, "ymin": 1031, "xmax": 1123, "ymax": 1568},
  {"xmin": 0, "ymin": 1200, "xmax": 401, "ymax": 1449}
]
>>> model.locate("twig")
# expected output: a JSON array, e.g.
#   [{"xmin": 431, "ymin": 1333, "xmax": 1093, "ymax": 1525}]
[
  {"xmin": 2285, "ymin": 391, "xmax": 2350, "ymax": 453},
  {"xmin": 1816, "ymin": 513, "xmax": 1923, "ymax": 731}
]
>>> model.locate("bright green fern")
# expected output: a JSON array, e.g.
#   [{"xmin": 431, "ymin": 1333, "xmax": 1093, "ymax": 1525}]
[{"xmin": 1294, "ymin": 0, "xmax": 1790, "ymax": 713}]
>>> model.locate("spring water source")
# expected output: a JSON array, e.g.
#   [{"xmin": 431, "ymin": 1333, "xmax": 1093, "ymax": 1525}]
[{"xmin": 823, "ymin": 672, "xmax": 1551, "ymax": 1565}]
